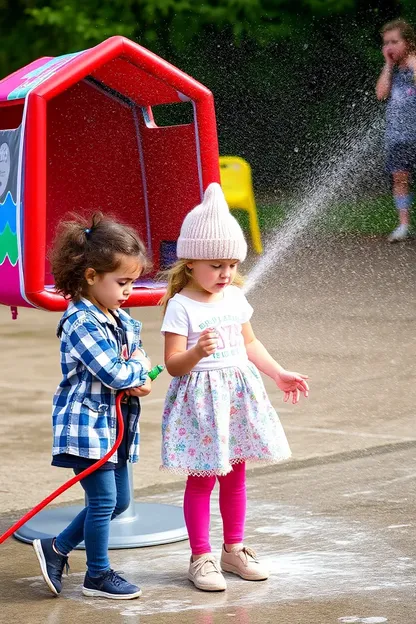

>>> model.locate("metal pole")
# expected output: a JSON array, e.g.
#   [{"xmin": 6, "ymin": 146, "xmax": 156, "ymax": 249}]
[{"xmin": 14, "ymin": 463, "xmax": 187, "ymax": 548}]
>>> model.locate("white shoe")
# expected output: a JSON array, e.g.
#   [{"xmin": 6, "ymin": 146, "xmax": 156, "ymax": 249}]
[
  {"xmin": 388, "ymin": 224, "xmax": 410, "ymax": 243},
  {"xmin": 188, "ymin": 555, "xmax": 227, "ymax": 591},
  {"xmin": 220, "ymin": 545, "xmax": 269, "ymax": 581}
]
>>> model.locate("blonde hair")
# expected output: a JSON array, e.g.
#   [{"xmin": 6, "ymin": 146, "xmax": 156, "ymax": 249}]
[
  {"xmin": 159, "ymin": 259, "xmax": 245, "ymax": 314},
  {"xmin": 381, "ymin": 19, "xmax": 416, "ymax": 53}
]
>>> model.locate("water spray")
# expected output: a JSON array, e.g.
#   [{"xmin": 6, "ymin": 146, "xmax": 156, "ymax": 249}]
[{"xmin": 244, "ymin": 112, "xmax": 383, "ymax": 295}]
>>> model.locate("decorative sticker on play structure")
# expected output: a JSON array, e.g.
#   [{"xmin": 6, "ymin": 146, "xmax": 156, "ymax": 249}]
[
  {"xmin": 0, "ymin": 128, "xmax": 20, "ymax": 266},
  {"xmin": 3, "ymin": 52, "xmax": 84, "ymax": 101},
  {"xmin": 0, "ymin": 143, "xmax": 10, "ymax": 194}
]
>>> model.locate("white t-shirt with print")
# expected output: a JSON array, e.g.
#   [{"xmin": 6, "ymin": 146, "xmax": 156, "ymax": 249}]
[{"xmin": 161, "ymin": 285, "xmax": 253, "ymax": 372}]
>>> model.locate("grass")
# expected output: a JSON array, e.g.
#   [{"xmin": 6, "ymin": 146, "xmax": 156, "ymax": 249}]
[{"xmin": 232, "ymin": 196, "xmax": 416, "ymax": 237}]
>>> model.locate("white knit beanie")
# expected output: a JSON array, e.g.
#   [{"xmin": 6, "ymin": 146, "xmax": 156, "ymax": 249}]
[{"xmin": 176, "ymin": 183, "xmax": 247, "ymax": 261}]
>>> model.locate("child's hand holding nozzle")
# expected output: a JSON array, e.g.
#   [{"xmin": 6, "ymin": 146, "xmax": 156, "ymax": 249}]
[{"xmin": 196, "ymin": 327, "xmax": 218, "ymax": 358}]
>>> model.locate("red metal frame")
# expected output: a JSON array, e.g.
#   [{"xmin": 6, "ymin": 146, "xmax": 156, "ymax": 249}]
[{"xmin": 21, "ymin": 36, "xmax": 219, "ymax": 311}]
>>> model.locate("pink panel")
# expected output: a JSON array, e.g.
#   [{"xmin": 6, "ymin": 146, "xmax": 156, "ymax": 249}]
[
  {"xmin": 0, "ymin": 259, "xmax": 26, "ymax": 306},
  {"xmin": 0, "ymin": 58, "xmax": 52, "ymax": 101}
]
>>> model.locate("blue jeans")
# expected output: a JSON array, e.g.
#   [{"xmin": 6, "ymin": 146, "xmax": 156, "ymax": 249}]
[{"xmin": 55, "ymin": 465, "xmax": 130, "ymax": 577}]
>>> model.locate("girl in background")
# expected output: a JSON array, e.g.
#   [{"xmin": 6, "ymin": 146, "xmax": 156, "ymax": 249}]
[{"xmin": 376, "ymin": 18, "xmax": 416, "ymax": 242}]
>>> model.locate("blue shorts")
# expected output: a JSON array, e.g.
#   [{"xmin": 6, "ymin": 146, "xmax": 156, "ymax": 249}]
[{"xmin": 386, "ymin": 142, "xmax": 416, "ymax": 174}]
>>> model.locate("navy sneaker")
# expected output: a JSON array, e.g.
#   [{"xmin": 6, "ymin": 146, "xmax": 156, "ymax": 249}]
[
  {"xmin": 33, "ymin": 538, "xmax": 69, "ymax": 595},
  {"xmin": 82, "ymin": 568, "xmax": 142, "ymax": 599}
]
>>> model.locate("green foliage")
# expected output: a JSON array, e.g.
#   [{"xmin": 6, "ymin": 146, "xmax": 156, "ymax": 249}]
[
  {"xmin": 0, "ymin": 0, "xmax": 411, "ymax": 205},
  {"xmin": 26, "ymin": 1, "xmax": 136, "ymax": 50},
  {"xmin": 0, "ymin": 0, "xmax": 395, "ymax": 75},
  {"xmin": 304, "ymin": 0, "xmax": 355, "ymax": 14},
  {"xmin": 258, "ymin": 196, "xmax": 416, "ymax": 235},
  {"xmin": 401, "ymin": 0, "xmax": 416, "ymax": 22}
]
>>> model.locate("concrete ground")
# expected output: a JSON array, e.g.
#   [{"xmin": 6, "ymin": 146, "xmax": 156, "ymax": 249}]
[{"xmin": 0, "ymin": 236, "xmax": 415, "ymax": 623}]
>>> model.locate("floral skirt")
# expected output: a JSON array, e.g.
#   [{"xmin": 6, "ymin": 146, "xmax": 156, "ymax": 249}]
[{"xmin": 161, "ymin": 363, "xmax": 291, "ymax": 476}]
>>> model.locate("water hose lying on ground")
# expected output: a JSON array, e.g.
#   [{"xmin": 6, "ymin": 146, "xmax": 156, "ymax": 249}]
[{"xmin": 0, "ymin": 365, "xmax": 164, "ymax": 545}]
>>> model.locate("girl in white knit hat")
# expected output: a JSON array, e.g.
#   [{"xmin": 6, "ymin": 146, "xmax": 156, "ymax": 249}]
[{"xmin": 159, "ymin": 183, "xmax": 309, "ymax": 592}]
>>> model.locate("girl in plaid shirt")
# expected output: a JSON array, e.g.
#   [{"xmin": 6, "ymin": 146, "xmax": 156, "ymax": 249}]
[{"xmin": 33, "ymin": 213, "xmax": 151, "ymax": 600}]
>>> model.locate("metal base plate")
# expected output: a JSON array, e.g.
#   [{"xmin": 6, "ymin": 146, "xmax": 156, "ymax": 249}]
[{"xmin": 13, "ymin": 502, "xmax": 188, "ymax": 549}]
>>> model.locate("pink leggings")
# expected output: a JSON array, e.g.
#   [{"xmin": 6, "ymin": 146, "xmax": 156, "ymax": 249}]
[{"xmin": 183, "ymin": 462, "xmax": 246, "ymax": 555}]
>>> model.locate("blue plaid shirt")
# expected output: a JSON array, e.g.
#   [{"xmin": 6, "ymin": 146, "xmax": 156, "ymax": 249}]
[{"xmin": 52, "ymin": 298, "xmax": 148, "ymax": 463}]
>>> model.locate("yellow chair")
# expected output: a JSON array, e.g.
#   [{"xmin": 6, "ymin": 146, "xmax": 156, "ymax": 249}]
[{"xmin": 219, "ymin": 156, "xmax": 263, "ymax": 254}]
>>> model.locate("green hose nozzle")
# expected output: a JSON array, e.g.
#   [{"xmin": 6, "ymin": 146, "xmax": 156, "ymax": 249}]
[{"xmin": 148, "ymin": 364, "xmax": 164, "ymax": 381}]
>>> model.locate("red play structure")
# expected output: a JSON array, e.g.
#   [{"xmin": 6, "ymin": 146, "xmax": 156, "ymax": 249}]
[{"xmin": 0, "ymin": 36, "xmax": 220, "ymax": 311}]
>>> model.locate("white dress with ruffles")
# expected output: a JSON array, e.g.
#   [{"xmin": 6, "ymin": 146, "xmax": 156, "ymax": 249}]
[{"xmin": 161, "ymin": 286, "xmax": 291, "ymax": 476}]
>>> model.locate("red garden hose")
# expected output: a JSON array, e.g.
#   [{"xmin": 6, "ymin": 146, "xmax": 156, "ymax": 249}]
[
  {"xmin": 0, "ymin": 392, "xmax": 126, "ymax": 544},
  {"xmin": 0, "ymin": 365, "xmax": 164, "ymax": 544}
]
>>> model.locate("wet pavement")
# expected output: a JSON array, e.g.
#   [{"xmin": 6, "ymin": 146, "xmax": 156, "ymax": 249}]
[
  {"xmin": 2, "ymin": 445, "xmax": 415, "ymax": 623},
  {"xmin": 0, "ymin": 236, "xmax": 415, "ymax": 623}
]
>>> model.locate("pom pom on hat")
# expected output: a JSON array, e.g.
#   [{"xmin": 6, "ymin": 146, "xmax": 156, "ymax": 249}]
[{"xmin": 176, "ymin": 183, "xmax": 247, "ymax": 261}]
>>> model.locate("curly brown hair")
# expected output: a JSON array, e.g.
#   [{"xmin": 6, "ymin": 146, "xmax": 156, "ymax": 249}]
[
  {"xmin": 49, "ymin": 212, "xmax": 150, "ymax": 301},
  {"xmin": 381, "ymin": 19, "xmax": 416, "ymax": 53}
]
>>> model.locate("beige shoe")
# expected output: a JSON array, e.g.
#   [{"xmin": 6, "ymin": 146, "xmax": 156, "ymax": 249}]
[
  {"xmin": 188, "ymin": 555, "xmax": 227, "ymax": 591},
  {"xmin": 220, "ymin": 545, "xmax": 269, "ymax": 581}
]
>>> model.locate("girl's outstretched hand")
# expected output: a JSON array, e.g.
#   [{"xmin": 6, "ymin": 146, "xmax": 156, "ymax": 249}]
[{"xmin": 274, "ymin": 369, "xmax": 309, "ymax": 404}]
